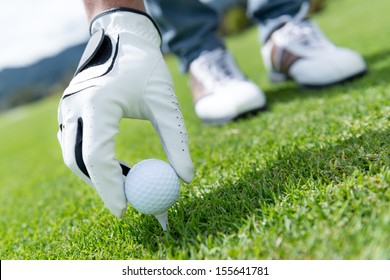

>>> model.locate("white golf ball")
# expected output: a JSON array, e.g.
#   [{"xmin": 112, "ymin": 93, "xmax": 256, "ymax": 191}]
[{"xmin": 124, "ymin": 159, "xmax": 180, "ymax": 216}]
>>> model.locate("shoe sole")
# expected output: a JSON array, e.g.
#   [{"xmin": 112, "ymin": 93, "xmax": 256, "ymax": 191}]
[
  {"xmin": 299, "ymin": 70, "xmax": 367, "ymax": 90},
  {"xmin": 200, "ymin": 105, "xmax": 268, "ymax": 125},
  {"xmin": 270, "ymin": 69, "xmax": 367, "ymax": 90}
]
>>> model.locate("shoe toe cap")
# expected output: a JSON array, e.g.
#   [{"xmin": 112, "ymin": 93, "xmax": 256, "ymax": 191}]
[
  {"xmin": 195, "ymin": 81, "xmax": 266, "ymax": 124},
  {"xmin": 290, "ymin": 48, "xmax": 366, "ymax": 86}
]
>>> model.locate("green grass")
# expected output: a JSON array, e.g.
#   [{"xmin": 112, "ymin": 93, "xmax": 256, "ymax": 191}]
[{"xmin": 0, "ymin": 0, "xmax": 389, "ymax": 259}]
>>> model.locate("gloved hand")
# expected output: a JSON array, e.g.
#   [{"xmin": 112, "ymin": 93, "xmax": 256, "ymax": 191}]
[{"xmin": 57, "ymin": 8, "xmax": 194, "ymax": 218}]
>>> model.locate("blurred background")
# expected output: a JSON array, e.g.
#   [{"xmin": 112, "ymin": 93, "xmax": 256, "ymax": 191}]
[
  {"xmin": 0, "ymin": 0, "xmax": 325, "ymax": 111},
  {"xmin": 0, "ymin": 0, "xmax": 88, "ymax": 110}
]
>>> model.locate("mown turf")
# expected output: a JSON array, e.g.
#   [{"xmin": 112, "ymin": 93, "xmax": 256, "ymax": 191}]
[{"xmin": 0, "ymin": 0, "xmax": 389, "ymax": 259}]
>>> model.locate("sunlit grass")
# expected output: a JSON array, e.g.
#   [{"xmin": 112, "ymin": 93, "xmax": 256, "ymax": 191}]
[{"xmin": 0, "ymin": 0, "xmax": 389, "ymax": 259}]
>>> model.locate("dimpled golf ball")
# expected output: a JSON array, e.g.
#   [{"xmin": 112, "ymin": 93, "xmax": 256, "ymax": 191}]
[{"xmin": 124, "ymin": 159, "xmax": 180, "ymax": 216}]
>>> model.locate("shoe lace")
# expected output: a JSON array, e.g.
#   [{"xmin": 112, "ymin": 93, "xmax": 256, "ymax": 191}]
[
  {"xmin": 281, "ymin": 2, "xmax": 333, "ymax": 49},
  {"xmin": 195, "ymin": 49, "xmax": 244, "ymax": 88},
  {"xmin": 285, "ymin": 21, "xmax": 330, "ymax": 48}
]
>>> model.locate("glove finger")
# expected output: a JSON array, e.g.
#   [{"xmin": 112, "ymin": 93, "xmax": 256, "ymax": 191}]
[
  {"xmin": 60, "ymin": 112, "xmax": 94, "ymax": 187},
  {"xmin": 80, "ymin": 101, "xmax": 128, "ymax": 218},
  {"xmin": 144, "ymin": 60, "xmax": 194, "ymax": 183}
]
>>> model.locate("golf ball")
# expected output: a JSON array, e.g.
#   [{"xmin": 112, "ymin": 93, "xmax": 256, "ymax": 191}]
[{"xmin": 124, "ymin": 159, "xmax": 180, "ymax": 215}]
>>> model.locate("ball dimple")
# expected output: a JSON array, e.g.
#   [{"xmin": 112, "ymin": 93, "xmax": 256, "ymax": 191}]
[{"xmin": 124, "ymin": 159, "xmax": 180, "ymax": 215}]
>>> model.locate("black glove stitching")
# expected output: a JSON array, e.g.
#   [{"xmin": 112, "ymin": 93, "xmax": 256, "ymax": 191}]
[
  {"xmin": 75, "ymin": 117, "xmax": 90, "ymax": 178},
  {"xmin": 62, "ymin": 85, "xmax": 97, "ymax": 100},
  {"xmin": 78, "ymin": 35, "xmax": 113, "ymax": 74},
  {"xmin": 75, "ymin": 117, "xmax": 130, "ymax": 179},
  {"xmin": 120, "ymin": 164, "xmax": 130, "ymax": 176},
  {"xmin": 73, "ymin": 35, "xmax": 120, "ymax": 80}
]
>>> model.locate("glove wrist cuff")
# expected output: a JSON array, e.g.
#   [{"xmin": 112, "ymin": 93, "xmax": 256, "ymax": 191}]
[{"xmin": 90, "ymin": 8, "xmax": 161, "ymax": 46}]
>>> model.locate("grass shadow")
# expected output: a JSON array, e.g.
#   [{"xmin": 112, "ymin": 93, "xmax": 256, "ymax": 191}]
[
  {"xmin": 65, "ymin": 49, "xmax": 390, "ymax": 259},
  {"xmin": 131, "ymin": 126, "xmax": 389, "ymax": 257}
]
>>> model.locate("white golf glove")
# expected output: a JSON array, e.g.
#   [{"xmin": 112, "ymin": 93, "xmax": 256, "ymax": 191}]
[{"xmin": 57, "ymin": 8, "xmax": 194, "ymax": 218}]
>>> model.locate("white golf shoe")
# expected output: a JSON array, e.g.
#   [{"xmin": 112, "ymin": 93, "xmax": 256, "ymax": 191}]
[
  {"xmin": 261, "ymin": 8, "xmax": 366, "ymax": 88},
  {"xmin": 189, "ymin": 48, "xmax": 266, "ymax": 124}
]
